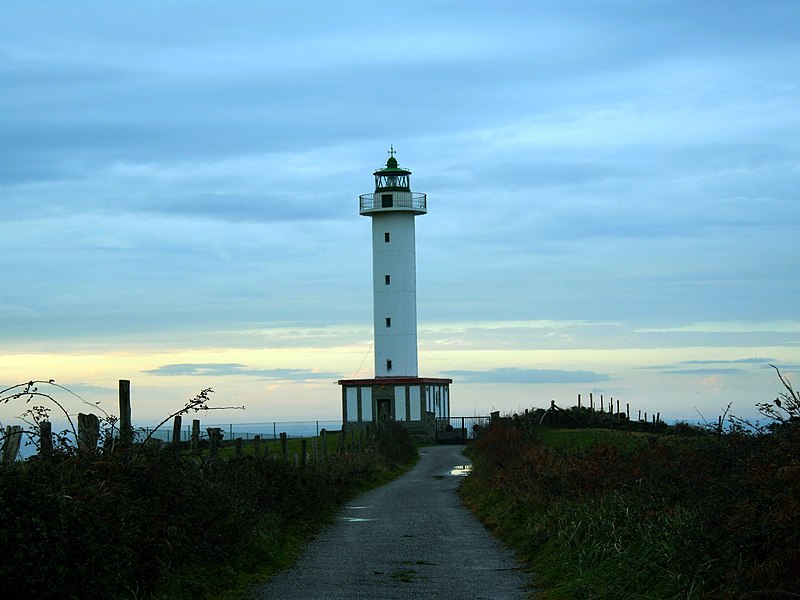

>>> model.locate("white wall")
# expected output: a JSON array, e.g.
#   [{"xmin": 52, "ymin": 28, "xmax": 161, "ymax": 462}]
[{"xmin": 371, "ymin": 211, "xmax": 419, "ymax": 377}]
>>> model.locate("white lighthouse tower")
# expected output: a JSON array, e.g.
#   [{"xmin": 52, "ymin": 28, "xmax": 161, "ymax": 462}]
[
  {"xmin": 365, "ymin": 147, "xmax": 423, "ymax": 378},
  {"xmin": 339, "ymin": 149, "xmax": 451, "ymax": 436}
]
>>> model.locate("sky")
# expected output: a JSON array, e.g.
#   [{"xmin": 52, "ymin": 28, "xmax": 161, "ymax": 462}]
[{"xmin": 2, "ymin": 0, "xmax": 799, "ymax": 428}]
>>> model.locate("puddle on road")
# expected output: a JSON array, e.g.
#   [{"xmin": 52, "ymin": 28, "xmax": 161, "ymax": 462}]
[
  {"xmin": 341, "ymin": 505, "xmax": 374, "ymax": 522},
  {"xmin": 448, "ymin": 464, "xmax": 473, "ymax": 476}
]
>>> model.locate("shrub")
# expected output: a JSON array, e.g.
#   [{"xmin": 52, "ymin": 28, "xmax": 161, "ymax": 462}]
[
  {"xmin": 0, "ymin": 433, "xmax": 415, "ymax": 600},
  {"xmin": 461, "ymin": 410, "xmax": 800, "ymax": 597},
  {"xmin": 372, "ymin": 421, "xmax": 416, "ymax": 465}
]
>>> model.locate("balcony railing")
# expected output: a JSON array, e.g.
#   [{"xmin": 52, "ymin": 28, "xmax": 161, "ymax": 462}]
[{"xmin": 359, "ymin": 192, "xmax": 427, "ymax": 213}]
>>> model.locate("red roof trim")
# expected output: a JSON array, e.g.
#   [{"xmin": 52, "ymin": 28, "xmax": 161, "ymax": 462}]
[{"xmin": 337, "ymin": 376, "xmax": 453, "ymax": 386}]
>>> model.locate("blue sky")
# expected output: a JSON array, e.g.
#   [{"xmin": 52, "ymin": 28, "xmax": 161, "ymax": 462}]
[{"xmin": 1, "ymin": 1, "xmax": 798, "ymax": 425}]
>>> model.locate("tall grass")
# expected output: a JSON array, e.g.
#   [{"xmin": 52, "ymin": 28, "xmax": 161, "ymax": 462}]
[
  {"xmin": 460, "ymin": 416, "xmax": 800, "ymax": 598},
  {"xmin": 0, "ymin": 422, "xmax": 417, "ymax": 600}
]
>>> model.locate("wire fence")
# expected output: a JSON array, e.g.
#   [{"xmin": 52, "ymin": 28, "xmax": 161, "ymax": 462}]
[
  {"xmin": 9, "ymin": 420, "xmax": 342, "ymax": 459},
  {"xmin": 140, "ymin": 420, "xmax": 343, "ymax": 443}
]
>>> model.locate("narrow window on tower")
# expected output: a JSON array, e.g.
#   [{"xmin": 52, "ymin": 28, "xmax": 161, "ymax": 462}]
[
  {"xmin": 386, "ymin": 359, "xmax": 392, "ymax": 371},
  {"xmin": 385, "ymin": 274, "xmax": 391, "ymax": 285},
  {"xmin": 385, "ymin": 317, "xmax": 392, "ymax": 328},
  {"xmin": 384, "ymin": 232, "xmax": 390, "ymax": 243}
]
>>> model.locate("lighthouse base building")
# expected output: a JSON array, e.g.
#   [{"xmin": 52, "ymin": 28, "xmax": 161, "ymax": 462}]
[
  {"xmin": 338, "ymin": 151, "xmax": 451, "ymax": 437},
  {"xmin": 338, "ymin": 376, "xmax": 451, "ymax": 437}
]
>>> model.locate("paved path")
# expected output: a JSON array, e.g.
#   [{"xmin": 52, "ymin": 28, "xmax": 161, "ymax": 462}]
[{"xmin": 249, "ymin": 445, "xmax": 530, "ymax": 599}]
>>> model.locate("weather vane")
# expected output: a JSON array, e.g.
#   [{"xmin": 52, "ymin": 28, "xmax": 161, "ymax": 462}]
[{"xmin": 388, "ymin": 145, "xmax": 396, "ymax": 158}]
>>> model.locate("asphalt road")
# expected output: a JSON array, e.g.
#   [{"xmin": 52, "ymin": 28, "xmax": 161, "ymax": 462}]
[{"xmin": 248, "ymin": 444, "xmax": 530, "ymax": 599}]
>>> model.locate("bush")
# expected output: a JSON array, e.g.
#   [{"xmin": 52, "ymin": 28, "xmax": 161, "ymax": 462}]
[
  {"xmin": 0, "ymin": 434, "xmax": 414, "ymax": 600},
  {"xmin": 372, "ymin": 421, "xmax": 416, "ymax": 466},
  {"xmin": 461, "ymin": 414, "xmax": 800, "ymax": 598}
]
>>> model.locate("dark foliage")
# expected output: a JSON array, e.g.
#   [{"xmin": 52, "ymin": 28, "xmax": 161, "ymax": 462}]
[
  {"xmin": 0, "ymin": 432, "xmax": 412, "ymax": 600},
  {"xmin": 462, "ymin": 413, "xmax": 800, "ymax": 598},
  {"xmin": 372, "ymin": 421, "xmax": 416, "ymax": 466}
]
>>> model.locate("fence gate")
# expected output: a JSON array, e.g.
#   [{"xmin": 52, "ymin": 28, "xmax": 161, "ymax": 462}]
[{"xmin": 435, "ymin": 416, "xmax": 490, "ymax": 444}]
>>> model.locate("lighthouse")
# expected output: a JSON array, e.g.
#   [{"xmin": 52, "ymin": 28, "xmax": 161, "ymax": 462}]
[
  {"xmin": 365, "ymin": 147, "xmax": 423, "ymax": 378},
  {"xmin": 339, "ymin": 149, "xmax": 451, "ymax": 436}
]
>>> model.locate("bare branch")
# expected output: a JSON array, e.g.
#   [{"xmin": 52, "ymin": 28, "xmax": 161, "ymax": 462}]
[{"xmin": 134, "ymin": 389, "xmax": 243, "ymax": 459}]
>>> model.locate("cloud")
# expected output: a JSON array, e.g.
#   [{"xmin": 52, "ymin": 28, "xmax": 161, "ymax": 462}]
[
  {"xmin": 643, "ymin": 358, "xmax": 775, "ymax": 376},
  {"xmin": 662, "ymin": 369, "xmax": 746, "ymax": 376},
  {"xmin": 679, "ymin": 358, "xmax": 776, "ymax": 365},
  {"xmin": 143, "ymin": 363, "xmax": 338, "ymax": 380},
  {"xmin": 442, "ymin": 367, "xmax": 612, "ymax": 384},
  {"xmin": 636, "ymin": 322, "xmax": 800, "ymax": 334},
  {"xmin": 2, "ymin": 0, "xmax": 799, "ymax": 424}
]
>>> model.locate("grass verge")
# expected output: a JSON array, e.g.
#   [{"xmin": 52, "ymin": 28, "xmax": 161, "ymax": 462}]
[
  {"xmin": 0, "ymin": 423, "xmax": 419, "ymax": 600},
  {"xmin": 459, "ymin": 419, "xmax": 800, "ymax": 599},
  {"xmin": 158, "ymin": 456, "xmax": 418, "ymax": 600}
]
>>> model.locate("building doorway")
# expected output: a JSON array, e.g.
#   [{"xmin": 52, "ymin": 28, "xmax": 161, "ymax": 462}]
[{"xmin": 376, "ymin": 398, "xmax": 391, "ymax": 421}]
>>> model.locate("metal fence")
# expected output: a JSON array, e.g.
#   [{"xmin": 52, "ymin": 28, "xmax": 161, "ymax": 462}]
[
  {"xmin": 140, "ymin": 420, "xmax": 343, "ymax": 443},
  {"xmin": 435, "ymin": 416, "xmax": 490, "ymax": 444}
]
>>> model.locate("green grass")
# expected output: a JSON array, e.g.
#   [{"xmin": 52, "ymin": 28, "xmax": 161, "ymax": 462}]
[
  {"xmin": 156, "ymin": 508, "xmax": 342, "ymax": 600},
  {"xmin": 461, "ymin": 428, "xmax": 695, "ymax": 599},
  {"xmin": 460, "ymin": 420, "xmax": 800, "ymax": 598},
  {"xmin": 537, "ymin": 426, "xmax": 657, "ymax": 453},
  {"xmin": 210, "ymin": 453, "xmax": 419, "ymax": 599},
  {"xmin": 0, "ymin": 421, "xmax": 419, "ymax": 600},
  {"xmin": 188, "ymin": 429, "xmax": 418, "ymax": 599},
  {"xmin": 213, "ymin": 430, "xmax": 345, "ymax": 461}
]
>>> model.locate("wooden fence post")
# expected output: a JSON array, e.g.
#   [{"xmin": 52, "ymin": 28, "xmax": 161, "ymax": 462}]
[
  {"xmin": 172, "ymin": 415, "xmax": 182, "ymax": 446},
  {"xmin": 78, "ymin": 413, "xmax": 100, "ymax": 454},
  {"xmin": 253, "ymin": 434, "xmax": 261, "ymax": 457},
  {"xmin": 577, "ymin": 393, "xmax": 581, "ymax": 408},
  {"xmin": 234, "ymin": 437, "xmax": 243, "ymax": 459},
  {"xmin": 2, "ymin": 425, "xmax": 23, "ymax": 464},
  {"xmin": 207, "ymin": 428, "xmax": 222, "ymax": 459},
  {"xmin": 280, "ymin": 432, "xmax": 289, "ymax": 462},
  {"xmin": 312, "ymin": 437, "xmax": 318, "ymax": 463},
  {"xmin": 118, "ymin": 380, "xmax": 132, "ymax": 447},
  {"xmin": 301, "ymin": 439, "xmax": 307, "ymax": 468},
  {"xmin": 320, "ymin": 429, "xmax": 328, "ymax": 462},
  {"xmin": 39, "ymin": 421, "xmax": 53, "ymax": 455},
  {"xmin": 191, "ymin": 419, "xmax": 200, "ymax": 455}
]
